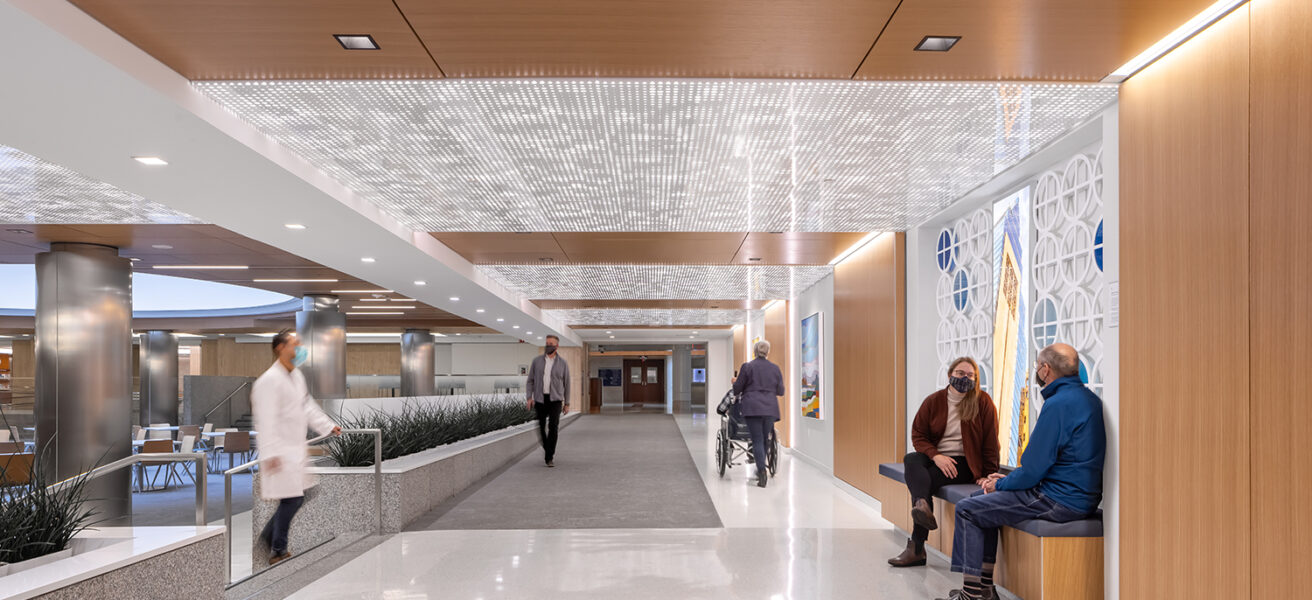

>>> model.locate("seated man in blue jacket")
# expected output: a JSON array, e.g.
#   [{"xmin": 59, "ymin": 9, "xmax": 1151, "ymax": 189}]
[{"xmin": 939, "ymin": 343, "xmax": 1106, "ymax": 600}]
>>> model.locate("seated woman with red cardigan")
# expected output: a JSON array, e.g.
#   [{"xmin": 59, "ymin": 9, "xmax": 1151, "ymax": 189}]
[{"xmin": 888, "ymin": 357, "xmax": 1000, "ymax": 567}]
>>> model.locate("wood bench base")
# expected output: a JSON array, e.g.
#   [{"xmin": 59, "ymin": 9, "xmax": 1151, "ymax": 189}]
[{"xmin": 879, "ymin": 491, "xmax": 1103, "ymax": 600}]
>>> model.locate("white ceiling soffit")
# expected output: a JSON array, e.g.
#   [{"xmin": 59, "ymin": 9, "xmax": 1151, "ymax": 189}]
[
  {"xmin": 481, "ymin": 264, "xmax": 832, "ymax": 300},
  {"xmin": 0, "ymin": 0, "xmax": 578, "ymax": 345},
  {"xmin": 196, "ymin": 80, "xmax": 1116, "ymax": 233},
  {"xmin": 545, "ymin": 308, "xmax": 762, "ymax": 327},
  {"xmin": 582, "ymin": 328, "xmax": 732, "ymax": 344},
  {"xmin": 0, "ymin": 145, "xmax": 199, "ymax": 224}
]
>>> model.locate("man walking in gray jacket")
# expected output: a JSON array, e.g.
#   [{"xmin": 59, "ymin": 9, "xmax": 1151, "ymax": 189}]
[{"xmin": 526, "ymin": 335, "xmax": 570, "ymax": 467}]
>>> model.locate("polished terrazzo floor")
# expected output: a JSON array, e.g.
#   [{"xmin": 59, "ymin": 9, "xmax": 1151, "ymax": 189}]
[{"xmin": 284, "ymin": 413, "xmax": 961, "ymax": 599}]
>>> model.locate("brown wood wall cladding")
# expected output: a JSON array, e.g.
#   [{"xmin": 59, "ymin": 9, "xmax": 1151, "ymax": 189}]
[
  {"xmin": 70, "ymin": 0, "xmax": 1222, "ymax": 81},
  {"xmin": 732, "ymin": 324, "xmax": 746, "ymax": 376},
  {"xmin": 1248, "ymin": 0, "xmax": 1311, "ymax": 595},
  {"xmin": 832, "ymin": 233, "xmax": 904, "ymax": 502},
  {"xmin": 764, "ymin": 300, "xmax": 791, "ymax": 448},
  {"xmin": 1119, "ymin": 8, "xmax": 1252, "ymax": 599}
]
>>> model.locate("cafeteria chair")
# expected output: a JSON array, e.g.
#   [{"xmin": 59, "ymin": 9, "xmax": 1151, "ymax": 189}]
[
  {"xmin": 148, "ymin": 422, "xmax": 172, "ymax": 440},
  {"xmin": 136, "ymin": 439, "xmax": 176, "ymax": 492}
]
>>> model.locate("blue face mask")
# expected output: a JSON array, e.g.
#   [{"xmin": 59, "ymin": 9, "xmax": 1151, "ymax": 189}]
[{"xmin": 293, "ymin": 346, "xmax": 309, "ymax": 367}]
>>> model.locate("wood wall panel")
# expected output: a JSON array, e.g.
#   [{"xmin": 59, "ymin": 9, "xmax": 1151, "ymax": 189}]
[
  {"xmin": 1119, "ymin": 8, "xmax": 1251, "ymax": 599},
  {"xmin": 764, "ymin": 301, "xmax": 790, "ymax": 448},
  {"xmin": 833, "ymin": 233, "xmax": 905, "ymax": 501},
  {"xmin": 346, "ymin": 344, "xmax": 401, "ymax": 376},
  {"xmin": 1249, "ymin": 0, "xmax": 1312, "ymax": 595}
]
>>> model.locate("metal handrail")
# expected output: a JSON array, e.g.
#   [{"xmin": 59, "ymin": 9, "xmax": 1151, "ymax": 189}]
[
  {"xmin": 222, "ymin": 427, "xmax": 382, "ymax": 582},
  {"xmin": 204, "ymin": 381, "xmax": 251, "ymax": 421},
  {"xmin": 41, "ymin": 452, "xmax": 208, "ymax": 526}
]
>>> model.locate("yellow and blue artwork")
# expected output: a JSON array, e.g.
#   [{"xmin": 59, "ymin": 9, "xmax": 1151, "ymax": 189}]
[
  {"xmin": 800, "ymin": 312, "xmax": 822, "ymax": 419},
  {"xmin": 991, "ymin": 188, "xmax": 1031, "ymax": 466}
]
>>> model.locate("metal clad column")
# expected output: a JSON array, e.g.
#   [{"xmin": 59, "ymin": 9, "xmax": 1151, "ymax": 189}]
[
  {"xmin": 296, "ymin": 295, "xmax": 346, "ymax": 402},
  {"xmin": 138, "ymin": 330, "xmax": 178, "ymax": 427},
  {"xmin": 400, "ymin": 329, "xmax": 435, "ymax": 397},
  {"xmin": 35, "ymin": 243, "xmax": 132, "ymax": 519}
]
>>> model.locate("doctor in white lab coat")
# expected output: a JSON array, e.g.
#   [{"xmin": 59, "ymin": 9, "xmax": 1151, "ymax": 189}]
[{"xmin": 251, "ymin": 329, "xmax": 340, "ymax": 564}]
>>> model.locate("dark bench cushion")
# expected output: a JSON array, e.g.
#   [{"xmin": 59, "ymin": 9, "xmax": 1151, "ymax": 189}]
[{"xmin": 878, "ymin": 462, "xmax": 1103, "ymax": 538}]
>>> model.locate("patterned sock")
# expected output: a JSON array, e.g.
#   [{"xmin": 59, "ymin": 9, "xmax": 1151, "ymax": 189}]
[
  {"xmin": 962, "ymin": 575, "xmax": 984, "ymax": 599},
  {"xmin": 981, "ymin": 562, "xmax": 996, "ymax": 596}
]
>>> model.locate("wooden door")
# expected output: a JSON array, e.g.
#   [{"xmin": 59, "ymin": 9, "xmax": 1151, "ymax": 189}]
[
  {"xmin": 622, "ymin": 358, "xmax": 666, "ymax": 410},
  {"xmin": 589, "ymin": 377, "xmax": 602, "ymax": 414}
]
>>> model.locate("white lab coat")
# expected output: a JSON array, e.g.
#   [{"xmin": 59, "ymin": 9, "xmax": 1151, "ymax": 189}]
[{"xmin": 251, "ymin": 362, "xmax": 338, "ymax": 500}]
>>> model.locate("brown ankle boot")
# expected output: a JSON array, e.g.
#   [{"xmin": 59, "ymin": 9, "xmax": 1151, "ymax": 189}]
[
  {"xmin": 887, "ymin": 539, "xmax": 926, "ymax": 567},
  {"xmin": 911, "ymin": 498, "xmax": 938, "ymax": 531}
]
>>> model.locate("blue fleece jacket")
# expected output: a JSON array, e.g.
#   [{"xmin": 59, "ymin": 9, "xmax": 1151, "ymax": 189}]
[{"xmin": 995, "ymin": 375, "xmax": 1106, "ymax": 514}]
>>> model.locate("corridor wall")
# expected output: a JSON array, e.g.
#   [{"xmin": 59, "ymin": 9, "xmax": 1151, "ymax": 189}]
[
  {"xmin": 1121, "ymin": 1, "xmax": 1310, "ymax": 596},
  {"xmin": 832, "ymin": 233, "xmax": 906, "ymax": 504},
  {"xmin": 789, "ymin": 274, "xmax": 835, "ymax": 471},
  {"xmin": 764, "ymin": 300, "xmax": 791, "ymax": 448}
]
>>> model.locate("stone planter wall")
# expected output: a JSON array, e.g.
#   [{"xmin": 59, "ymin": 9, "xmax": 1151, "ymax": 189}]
[{"xmin": 250, "ymin": 414, "xmax": 579, "ymax": 568}]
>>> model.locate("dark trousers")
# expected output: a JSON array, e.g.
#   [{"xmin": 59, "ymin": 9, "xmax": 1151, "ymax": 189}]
[
  {"xmin": 535, "ymin": 395, "xmax": 562, "ymax": 462},
  {"xmin": 259, "ymin": 496, "xmax": 305, "ymax": 555},
  {"xmin": 951, "ymin": 488, "xmax": 1089, "ymax": 576},
  {"xmin": 744, "ymin": 416, "xmax": 772, "ymax": 478},
  {"xmin": 903, "ymin": 451, "xmax": 974, "ymax": 543}
]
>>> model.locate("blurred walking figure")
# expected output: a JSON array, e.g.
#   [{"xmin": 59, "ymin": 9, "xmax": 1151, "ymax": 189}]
[
  {"xmin": 252, "ymin": 329, "xmax": 340, "ymax": 565},
  {"xmin": 733, "ymin": 340, "xmax": 783, "ymax": 488},
  {"xmin": 526, "ymin": 335, "xmax": 570, "ymax": 467}
]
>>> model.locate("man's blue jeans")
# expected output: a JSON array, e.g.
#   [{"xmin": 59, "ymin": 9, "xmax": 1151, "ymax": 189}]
[{"xmin": 951, "ymin": 488, "xmax": 1089, "ymax": 576}]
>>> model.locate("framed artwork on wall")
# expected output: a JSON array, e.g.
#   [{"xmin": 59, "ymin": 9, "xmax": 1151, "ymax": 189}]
[
  {"xmin": 599, "ymin": 368, "xmax": 622, "ymax": 387},
  {"xmin": 800, "ymin": 312, "xmax": 823, "ymax": 419}
]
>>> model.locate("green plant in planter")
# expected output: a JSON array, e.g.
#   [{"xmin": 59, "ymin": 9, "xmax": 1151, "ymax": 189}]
[
  {"xmin": 0, "ymin": 448, "xmax": 98, "ymax": 566},
  {"xmin": 325, "ymin": 395, "xmax": 536, "ymax": 467}
]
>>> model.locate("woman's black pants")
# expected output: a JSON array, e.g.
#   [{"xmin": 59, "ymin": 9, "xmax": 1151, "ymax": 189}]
[{"xmin": 902, "ymin": 452, "xmax": 973, "ymax": 543}]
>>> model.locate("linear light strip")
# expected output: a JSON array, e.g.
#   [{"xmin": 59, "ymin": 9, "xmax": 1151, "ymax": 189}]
[
  {"xmin": 829, "ymin": 231, "xmax": 884, "ymax": 265},
  {"xmin": 1104, "ymin": 0, "xmax": 1249, "ymax": 82},
  {"xmin": 153, "ymin": 265, "xmax": 249, "ymax": 270},
  {"xmin": 252, "ymin": 278, "xmax": 339, "ymax": 283},
  {"xmin": 345, "ymin": 311, "xmax": 404, "ymax": 315}
]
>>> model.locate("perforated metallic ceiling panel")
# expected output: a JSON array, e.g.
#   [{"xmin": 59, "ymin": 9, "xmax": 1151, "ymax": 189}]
[
  {"xmin": 545, "ymin": 308, "xmax": 761, "ymax": 326},
  {"xmin": 0, "ymin": 146, "xmax": 200, "ymax": 225},
  {"xmin": 197, "ymin": 80, "xmax": 1116, "ymax": 232},
  {"xmin": 480, "ymin": 264, "xmax": 831, "ymax": 301}
]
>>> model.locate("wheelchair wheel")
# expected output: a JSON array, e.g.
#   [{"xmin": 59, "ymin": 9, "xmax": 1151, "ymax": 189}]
[
  {"xmin": 767, "ymin": 428, "xmax": 779, "ymax": 476},
  {"xmin": 715, "ymin": 429, "xmax": 728, "ymax": 478}
]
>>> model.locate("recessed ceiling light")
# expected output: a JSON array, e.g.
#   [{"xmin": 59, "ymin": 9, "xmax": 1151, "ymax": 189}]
[
  {"xmin": 346, "ymin": 311, "xmax": 403, "ymax": 315},
  {"xmin": 609, "ymin": 335, "xmax": 615, "ymax": 339},
  {"xmin": 353, "ymin": 305, "xmax": 414, "ymax": 309},
  {"xmin": 253, "ymin": 278, "xmax": 339, "ymax": 283},
  {"xmin": 153, "ymin": 265, "xmax": 249, "ymax": 270},
  {"xmin": 449, "ymin": 297, "xmax": 460, "ymax": 301},
  {"xmin": 748, "ymin": 257, "xmax": 762, "ymax": 261},
  {"xmin": 496, "ymin": 318, "xmax": 505, "ymax": 322},
  {"xmin": 133, "ymin": 156, "xmax": 168, "ymax": 166},
  {"xmin": 151, "ymin": 244, "xmax": 173, "ymax": 250},
  {"xmin": 331, "ymin": 289, "xmax": 393, "ymax": 294},
  {"xmin": 476, "ymin": 308, "xmax": 486, "ymax": 313},
  {"xmin": 455, "ymin": 333, "xmax": 462, "ymax": 336},
  {"xmin": 512, "ymin": 325, "xmax": 520, "ymax": 329},
  {"xmin": 359, "ymin": 298, "xmax": 388, "ymax": 302},
  {"xmin": 360, "ymin": 257, "xmax": 376, "ymax": 263},
  {"xmin": 526, "ymin": 331, "xmax": 532, "ymax": 335},
  {"xmin": 606, "ymin": 330, "xmax": 612, "ymax": 334},
  {"xmin": 692, "ymin": 331, "xmax": 699, "ymax": 334},
  {"xmin": 284, "ymin": 223, "xmax": 306, "ymax": 230},
  {"xmin": 414, "ymin": 280, "xmax": 427, "ymax": 286},
  {"xmin": 914, "ymin": 36, "xmax": 961, "ymax": 52},
  {"xmin": 334, "ymin": 34, "xmax": 380, "ymax": 50},
  {"xmin": 689, "ymin": 336, "xmax": 695, "ymax": 339},
  {"xmin": 392, "ymin": 298, "xmax": 416, "ymax": 302}
]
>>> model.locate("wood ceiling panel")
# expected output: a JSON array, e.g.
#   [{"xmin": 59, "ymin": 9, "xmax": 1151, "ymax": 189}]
[
  {"xmin": 397, "ymin": 0, "xmax": 899, "ymax": 78},
  {"xmin": 731, "ymin": 232, "xmax": 869, "ymax": 265},
  {"xmin": 854, "ymin": 0, "xmax": 1220, "ymax": 81},
  {"xmin": 67, "ymin": 0, "xmax": 443, "ymax": 80},
  {"xmin": 535, "ymin": 299, "xmax": 768, "ymax": 310},
  {"xmin": 430, "ymin": 233, "xmax": 568, "ymax": 264},
  {"xmin": 552, "ymin": 233, "xmax": 745, "ymax": 264}
]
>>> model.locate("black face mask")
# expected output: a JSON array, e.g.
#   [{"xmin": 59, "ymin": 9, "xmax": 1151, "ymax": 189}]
[
  {"xmin": 1035, "ymin": 365, "xmax": 1048, "ymax": 388},
  {"xmin": 948, "ymin": 375, "xmax": 975, "ymax": 394},
  {"xmin": 545, "ymin": 345, "xmax": 557, "ymax": 355}
]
